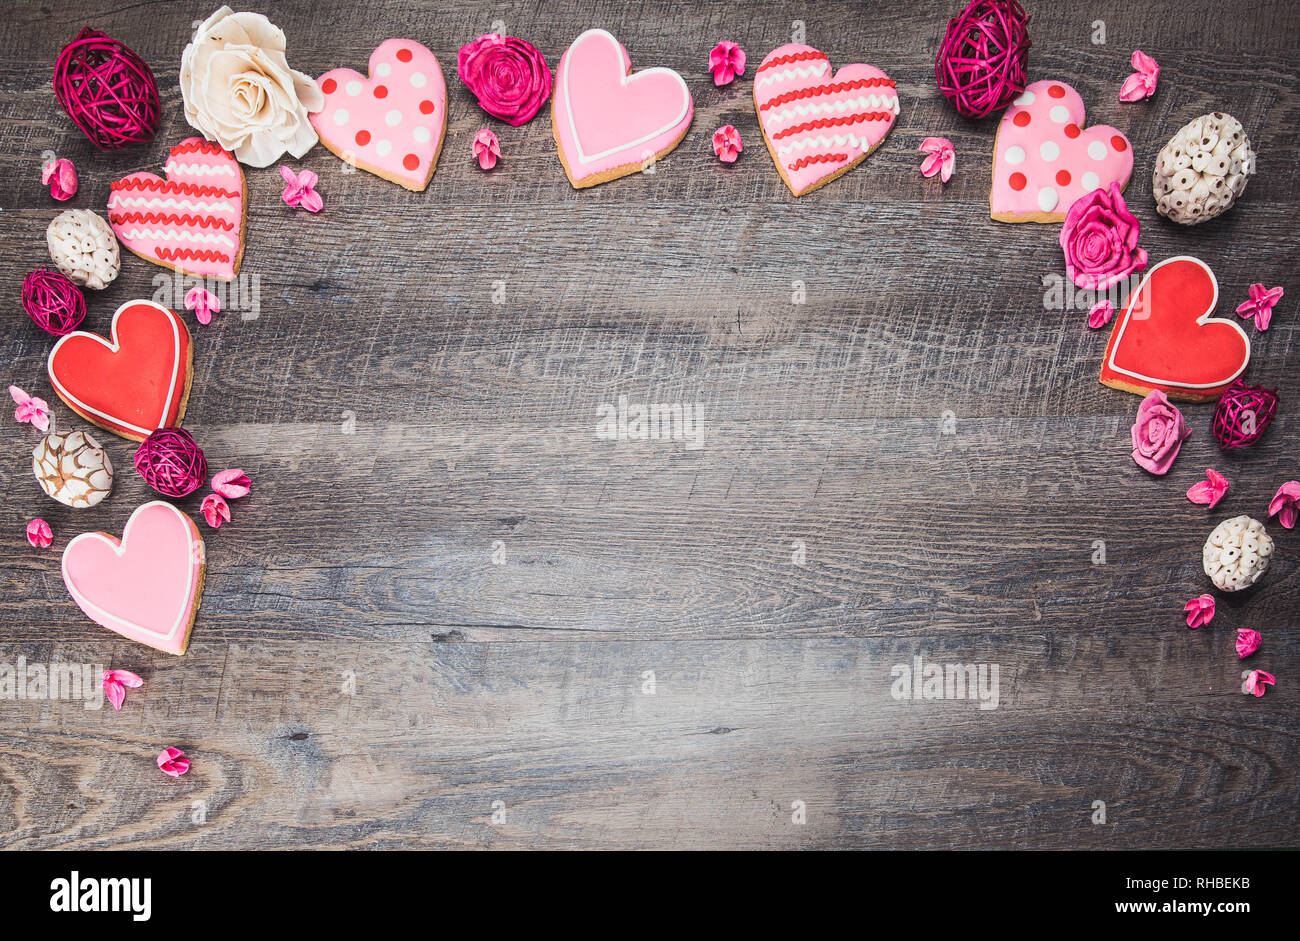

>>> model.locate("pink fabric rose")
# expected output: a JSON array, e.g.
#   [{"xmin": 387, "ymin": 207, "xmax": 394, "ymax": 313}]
[
  {"xmin": 708, "ymin": 40, "xmax": 746, "ymax": 86},
  {"xmin": 457, "ymin": 34, "xmax": 552, "ymax": 126},
  {"xmin": 1131, "ymin": 390, "xmax": 1188, "ymax": 475},
  {"xmin": 1060, "ymin": 183, "xmax": 1148, "ymax": 291},
  {"xmin": 712, "ymin": 125, "xmax": 742, "ymax": 163}
]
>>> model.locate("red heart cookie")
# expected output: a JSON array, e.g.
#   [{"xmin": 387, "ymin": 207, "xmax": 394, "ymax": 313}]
[
  {"xmin": 48, "ymin": 299, "xmax": 194, "ymax": 441},
  {"xmin": 991, "ymin": 80, "xmax": 1133, "ymax": 222},
  {"xmin": 754, "ymin": 44, "xmax": 899, "ymax": 196},
  {"xmin": 1100, "ymin": 256, "xmax": 1250, "ymax": 403},
  {"xmin": 107, "ymin": 138, "xmax": 246, "ymax": 280}
]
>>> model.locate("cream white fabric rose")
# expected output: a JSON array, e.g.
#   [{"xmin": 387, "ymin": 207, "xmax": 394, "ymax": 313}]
[{"xmin": 180, "ymin": 6, "xmax": 324, "ymax": 167}]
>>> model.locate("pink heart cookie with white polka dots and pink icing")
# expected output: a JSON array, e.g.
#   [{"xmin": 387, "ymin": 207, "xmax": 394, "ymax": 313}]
[
  {"xmin": 309, "ymin": 39, "xmax": 446, "ymax": 191},
  {"xmin": 990, "ymin": 80, "xmax": 1133, "ymax": 222}
]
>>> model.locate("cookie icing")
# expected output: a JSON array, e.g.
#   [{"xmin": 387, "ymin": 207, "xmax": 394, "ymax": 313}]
[
  {"xmin": 47, "ymin": 299, "xmax": 192, "ymax": 441},
  {"xmin": 1101, "ymin": 256, "xmax": 1250, "ymax": 401},
  {"xmin": 991, "ymin": 80, "xmax": 1133, "ymax": 221},
  {"xmin": 107, "ymin": 138, "xmax": 244, "ymax": 279},
  {"xmin": 552, "ymin": 28, "xmax": 693, "ymax": 186},
  {"xmin": 310, "ymin": 39, "xmax": 447, "ymax": 191},
  {"xmin": 754, "ymin": 44, "xmax": 899, "ymax": 196},
  {"xmin": 62, "ymin": 501, "xmax": 204, "ymax": 655}
]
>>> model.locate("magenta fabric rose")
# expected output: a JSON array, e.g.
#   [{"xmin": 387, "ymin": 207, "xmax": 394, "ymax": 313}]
[
  {"xmin": 457, "ymin": 34, "xmax": 552, "ymax": 126},
  {"xmin": 1131, "ymin": 390, "xmax": 1189, "ymax": 475},
  {"xmin": 1060, "ymin": 182, "xmax": 1148, "ymax": 291}
]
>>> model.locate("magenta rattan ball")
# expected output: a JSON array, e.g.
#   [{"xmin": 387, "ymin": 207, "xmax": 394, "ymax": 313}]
[
  {"xmin": 935, "ymin": 0, "xmax": 1032, "ymax": 119},
  {"xmin": 53, "ymin": 27, "xmax": 160, "ymax": 150},
  {"xmin": 134, "ymin": 428, "xmax": 208, "ymax": 497},
  {"xmin": 22, "ymin": 268, "xmax": 86, "ymax": 336},
  {"xmin": 1213, "ymin": 379, "xmax": 1278, "ymax": 450}
]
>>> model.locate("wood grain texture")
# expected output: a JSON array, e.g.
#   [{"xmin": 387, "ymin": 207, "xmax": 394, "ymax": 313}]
[{"xmin": 0, "ymin": 0, "xmax": 1297, "ymax": 849}]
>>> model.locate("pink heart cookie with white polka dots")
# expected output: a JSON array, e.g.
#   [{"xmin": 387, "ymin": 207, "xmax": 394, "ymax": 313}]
[
  {"xmin": 309, "ymin": 39, "xmax": 446, "ymax": 191},
  {"xmin": 990, "ymin": 80, "xmax": 1133, "ymax": 222}
]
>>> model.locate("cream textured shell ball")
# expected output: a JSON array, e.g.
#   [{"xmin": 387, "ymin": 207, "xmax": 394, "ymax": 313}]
[
  {"xmin": 1153, "ymin": 112, "xmax": 1254, "ymax": 225},
  {"xmin": 1203, "ymin": 515, "xmax": 1272, "ymax": 592},
  {"xmin": 46, "ymin": 209, "xmax": 121, "ymax": 289},
  {"xmin": 33, "ymin": 430, "xmax": 114, "ymax": 508}
]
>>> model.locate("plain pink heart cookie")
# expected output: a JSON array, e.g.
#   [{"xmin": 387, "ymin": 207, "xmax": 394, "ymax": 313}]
[
  {"xmin": 310, "ymin": 39, "xmax": 447, "ymax": 191},
  {"xmin": 991, "ymin": 80, "xmax": 1133, "ymax": 222},
  {"xmin": 62, "ymin": 501, "xmax": 205, "ymax": 655},
  {"xmin": 107, "ymin": 138, "xmax": 246, "ymax": 280},
  {"xmin": 753, "ymin": 44, "xmax": 900, "ymax": 197},
  {"xmin": 552, "ymin": 28, "xmax": 693, "ymax": 188}
]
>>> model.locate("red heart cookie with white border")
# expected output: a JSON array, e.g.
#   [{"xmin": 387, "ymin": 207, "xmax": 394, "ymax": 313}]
[
  {"xmin": 991, "ymin": 80, "xmax": 1133, "ymax": 222},
  {"xmin": 48, "ymin": 299, "xmax": 193, "ymax": 442},
  {"xmin": 63, "ymin": 501, "xmax": 205, "ymax": 655},
  {"xmin": 754, "ymin": 44, "xmax": 899, "ymax": 196},
  {"xmin": 309, "ymin": 39, "xmax": 447, "ymax": 191},
  {"xmin": 107, "ymin": 138, "xmax": 246, "ymax": 280},
  {"xmin": 1100, "ymin": 256, "xmax": 1250, "ymax": 403}
]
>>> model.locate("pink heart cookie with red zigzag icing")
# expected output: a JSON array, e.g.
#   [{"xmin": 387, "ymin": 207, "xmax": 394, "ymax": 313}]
[
  {"xmin": 754, "ymin": 44, "xmax": 900, "ymax": 197},
  {"xmin": 991, "ymin": 80, "xmax": 1133, "ymax": 222},
  {"xmin": 309, "ymin": 39, "xmax": 447, "ymax": 191},
  {"xmin": 62, "ymin": 501, "xmax": 205, "ymax": 655},
  {"xmin": 107, "ymin": 138, "xmax": 246, "ymax": 281}
]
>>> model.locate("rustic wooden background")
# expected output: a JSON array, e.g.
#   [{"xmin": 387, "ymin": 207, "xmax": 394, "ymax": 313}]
[{"xmin": 1, "ymin": 0, "xmax": 1297, "ymax": 850}]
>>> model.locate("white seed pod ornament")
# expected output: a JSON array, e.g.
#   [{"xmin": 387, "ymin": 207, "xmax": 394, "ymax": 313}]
[
  {"xmin": 1203, "ymin": 515, "xmax": 1272, "ymax": 592},
  {"xmin": 46, "ymin": 209, "xmax": 120, "ymax": 289},
  {"xmin": 1153, "ymin": 112, "xmax": 1255, "ymax": 225},
  {"xmin": 32, "ymin": 429, "xmax": 114, "ymax": 508}
]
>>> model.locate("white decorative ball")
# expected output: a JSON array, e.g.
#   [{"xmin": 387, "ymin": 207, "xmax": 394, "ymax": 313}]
[
  {"xmin": 1203, "ymin": 515, "xmax": 1272, "ymax": 592},
  {"xmin": 46, "ymin": 209, "xmax": 120, "ymax": 290},
  {"xmin": 32, "ymin": 429, "xmax": 114, "ymax": 508}
]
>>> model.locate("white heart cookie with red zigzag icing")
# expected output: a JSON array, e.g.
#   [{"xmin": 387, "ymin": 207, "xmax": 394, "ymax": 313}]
[
  {"xmin": 753, "ymin": 44, "xmax": 900, "ymax": 196},
  {"xmin": 107, "ymin": 137, "xmax": 247, "ymax": 280}
]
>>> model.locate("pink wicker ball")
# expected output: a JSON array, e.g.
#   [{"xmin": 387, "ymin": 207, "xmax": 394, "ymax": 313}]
[
  {"xmin": 134, "ymin": 428, "xmax": 208, "ymax": 497},
  {"xmin": 1213, "ymin": 380, "xmax": 1278, "ymax": 449},
  {"xmin": 53, "ymin": 27, "xmax": 160, "ymax": 150},
  {"xmin": 22, "ymin": 268, "xmax": 86, "ymax": 335},
  {"xmin": 935, "ymin": 0, "xmax": 1032, "ymax": 119}
]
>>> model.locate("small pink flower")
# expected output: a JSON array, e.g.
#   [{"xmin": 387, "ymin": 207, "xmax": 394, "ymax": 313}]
[
  {"xmin": 280, "ymin": 165, "xmax": 323, "ymax": 213},
  {"xmin": 9, "ymin": 385, "xmax": 50, "ymax": 432},
  {"xmin": 42, "ymin": 158, "xmax": 79, "ymax": 200},
  {"xmin": 712, "ymin": 124, "xmax": 743, "ymax": 163},
  {"xmin": 1183, "ymin": 594, "xmax": 1215, "ymax": 629},
  {"xmin": 1131, "ymin": 390, "xmax": 1189, "ymax": 475},
  {"xmin": 1087, "ymin": 299, "xmax": 1114, "ymax": 329},
  {"xmin": 1236, "ymin": 283, "xmax": 1282, "ymax": 331},
  {"xmin": 473, "ymin": 128, "xmax": 501, "ymax": 170},
  {"xmin": 918, "ymin": 137, "xmax": 955, "ymax": 183},
  {"xmin": 201, "ymin": 493, "xmax": 230, "ymax": 529},
  {"xmin": 26, "ymin": 519, "xmax": 53, "ymax": 548},
  {"xmin": 1243, "ymin": 670, "xmax": 1275, "ymax": 698},
  {"xmin": 157, "ymin": 747, "xmax": 190, "ymax": 777},
  {"xmin": 1186, "ymin": 468, "xmax": 1229, "ymax": 509},
  {"xmin": 1118, "ymin": 50, "xmax": 1159, "ymax": 102},
  {"xmin": 1268, "ymin": 481, "xmax": 1300, "ymax": 529},
  {"xmin": 708, "ymin": 40, "xmax": 746, "ymax": 86},
  {"xmin": 103, "ymin": 669, "xmax": 144, "ymax": 711},
  {"xmin": 212, "ymin": 468, "xmax": 252, "ymax": 499},
  {"xmin": 1236, "ymin": 629, "xmax": 1261, "ymax": 660},
  {"xmin": 184, "ymin": 286, "xmax": 221, "ymax": 326}
]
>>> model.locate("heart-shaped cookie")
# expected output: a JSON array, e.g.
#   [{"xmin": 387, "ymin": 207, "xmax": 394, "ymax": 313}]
[
  {"xmin": 991, "ymin": 80, "xmax": 1133, "ymax": 222},
  {"xmin": 552, "ymin": 28, "xmax": 693, "ymax": 188},
  {"xmin": 63, "ymin": 501, "xmax": 205, "ymax": 655},
  {"xmin": 107, "ymin": 138, "xmax": 246, "ymax": 280},
  {"xmin": 48, "ymin": 299, "xmax": 193, "ymax": 441},
  {"xmin": 310, "ymin": 39, "xmax": 447, "ymax": 191},
  {"xmin": 754, "ymin": 44, "xmax": 899, "ymax": 196},
  {"xmin": 1101, "ymin": 256, "xmax": 1250, "ymax": 402}
]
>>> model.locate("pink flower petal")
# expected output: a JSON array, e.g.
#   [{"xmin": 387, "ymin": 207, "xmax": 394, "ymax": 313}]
[
  {"xmin": 201, "ymin": 493, "xmax": 231, "ymax": 529},
  {"xmin": 157, "ymin": 747, "xmax": 190, "ymax": 777},
  {"xmin": 1186, "ymin": 468, "xmax": 1229, "ymax": 509},
  {"xmin": 472, "ymin": 128, "xmax": 501, "ymax": 170},
  {"xmin": 184, "ymin": 286, "xmax": 220, "ymax": 326},
  {"xmin": 1268, "ymin": 481, "xmax": 1300, "ymax": 529},
  {"xmin": 105, "ymin": 681, "xmax": 125, "ymax": 711},
  {"xmin": 708, "ymin": 41, "xmax": 746, "ymax": 87},
  {"xmin": 42, "ymin": 158, "xmax": 79, "ymax": 200},
  {"xmin": 104, "ymin": 668, "xmax": 144, "ymax": 707},
  {"xmin": 1235, "ymin": 283, "xmax": 1282, "ymax": 331},
  {"xmin": 1087, "ymin": 299, "xmax": 1114, "ymax": 329},
  {"xmin": 1119, "ymin": 50, "xmax": 1159, "ymax": 102},
  {"xmin": 280, "ymin": 165, "xmax": 324, "ymax": 212},
  {"xmin": 1236, "ymin": 629, "xmax": 1261, "ymax": 659},
  {"xmin": 1183, "ymin": 593, "xmax": 1215, "ymax": 629},
  {"xmin": 10, "ymin": 385, "xmax": 51, "ymax": 432},
  {"xmin": 712, "ymin": 125, "xmax": 743, "ymax": 163},
  {"xmin": 918, "ymin": 137, "xmax": 955, "ymax": 183},
  {"xmin": 1243, "ymin": 670, "xmax": 1275, "ymax": 698},
  {"xmin": 26, "ymin": 518, "xmax": 53, "ymax": 548},
  {"xmin": 211, "ymin": 468, "xmax": 252, "ymax": 499}
]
